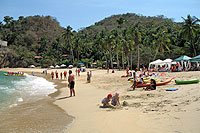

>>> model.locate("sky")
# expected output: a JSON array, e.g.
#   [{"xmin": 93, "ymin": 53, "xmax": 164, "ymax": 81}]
[{"xmin": 1, "ymin": 0, "xmax": 200, "ymax": 31}]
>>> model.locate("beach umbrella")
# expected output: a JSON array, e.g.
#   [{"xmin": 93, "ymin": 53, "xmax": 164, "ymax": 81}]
[
  {"xmin": 190, "ymin": 55, "xmax": 200, "ymax": 62},
  {"xmin": 55, "ymin": 65, "xmax": 60, "ymax": 68},
  {"xmin": 174, "ymin": 55, "xmax": 192, "ymax": 70},
  {"xmin": 50, "ymin": 66, "xmax": 54, "ymax": 68},
  {"xmin": 78, "ymin": 63, "xmax": 84, "ymax": 65},
  {"xmin": 190, "ymin": 55, "xmax": 200, "ymax": 67},
  {"xmin": 174, "ymin": 55, "xmax": 191, "ymax": 62},
  {"xmin": 60, "ymin": 64, "xmax": 67, "ymax": 68},
  {"xmin": 29, "ymin": 65, "xmax": 35, "ymax": 68},
  {"xmin": 68, "ymin": 65, "xmax": 73, "ymax": 68}
]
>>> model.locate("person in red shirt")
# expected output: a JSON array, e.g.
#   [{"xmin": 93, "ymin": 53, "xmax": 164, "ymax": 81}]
[
  {"xmin": 56, "ymin": 72, "xmax": 58, "ymax": 79},
  {"xmin": 78, "ymin": 69, "xmax": 80, "ymax": 76},
  {"xmin": 51, "ymin": 72, "xmax": 54, "ymax": 80},
  {"xmin": 126, "ymin": 66, "xmax": 129, "ymax": 76},
  {"xmin": 64, "ymin": 71, "xmax": 67, "ymax": 79},
  {"xmin": 107, "ymin": 67, "xmax": 109, "ymax": 73}
]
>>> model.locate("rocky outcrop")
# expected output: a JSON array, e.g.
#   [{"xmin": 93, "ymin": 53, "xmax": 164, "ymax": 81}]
[{"xmin": 0, "ymin": 48, "xmax": 26, "ymax": 68}]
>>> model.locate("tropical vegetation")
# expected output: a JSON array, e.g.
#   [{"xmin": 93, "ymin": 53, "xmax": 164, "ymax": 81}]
[{"xmin": 0, "ymin": 13, "xmax": 199, "ymax": 69}]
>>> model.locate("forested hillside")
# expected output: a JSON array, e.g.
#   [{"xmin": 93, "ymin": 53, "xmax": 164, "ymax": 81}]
[{"xmin": 0, "ymin": 13, "xmax": 199, "ymax": 69}]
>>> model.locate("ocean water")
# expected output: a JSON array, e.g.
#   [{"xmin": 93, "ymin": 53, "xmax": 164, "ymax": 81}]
[{"xmin": 0, "ymin": 71, "xmax": 57, "ymax": 110}]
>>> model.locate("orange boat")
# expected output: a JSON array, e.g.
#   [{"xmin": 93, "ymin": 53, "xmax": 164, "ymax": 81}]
[{"xmin": 136, "ymin": 78, "xmax": 172, "ymax": 88}]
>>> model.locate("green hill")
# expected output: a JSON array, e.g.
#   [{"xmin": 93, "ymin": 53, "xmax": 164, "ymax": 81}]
[{"xmin": 0, "ymin": 13, "xmax": 199, "ymax": 68}]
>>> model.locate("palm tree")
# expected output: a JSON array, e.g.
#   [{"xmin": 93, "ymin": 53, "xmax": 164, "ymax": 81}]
[
  {"xmin": 152, "ymin": 27, "xmax": 170, "ymax": 60},
  {"xmin": 181, "ymin": 15, "xmax": 199, "ymax": 56},
  {"xmin": 98, "ymin": 30, "xmax": 108, "ymax": 68},
  {"xmin": 62, "ymin": 26, "xmax": 74, "ymax": 62},
  {"xmin": 129, "ymin": 24, "xmax": 141, "ymax": 69}
]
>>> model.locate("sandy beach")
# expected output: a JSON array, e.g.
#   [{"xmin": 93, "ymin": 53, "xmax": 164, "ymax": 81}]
[{"xmin": 0, "ymin": 68, "xmax": 200, "ymax": 133}]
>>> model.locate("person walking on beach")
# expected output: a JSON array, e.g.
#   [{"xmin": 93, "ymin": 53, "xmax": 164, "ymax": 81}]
[
  {"xmin": 56, "ymin": 71, "xmax": 58, "ymax": 79},
  {"xmin": 87, "ymin": 72, "xmax": 91, "ymax": 83},
  {"xmin": 78, "ymin": 69, "xmax": 80, "ymax": 76},
  {"xmin": 107, "ymin": 67, "xmax": 109, "ymax": 73},
  {"xmin": 60, "ymin": 72, "xmax": 63, "ymax": 80},
  {"xmin": 64, "ymin": 71, "xmax": 67, "ymax": 79},
  {"xmin": 131, "ymin": 72, "xmax": 137, "ymax": 90},
  {"xmin": 68, "ymin": 70, "xmax": 75, "ymax": 97},
  {"xmin": 51, "ymin": 71, "xmax": 54, "ymax": 80},
  {"xmin": 75, "ymin": 69, "xmax": 78, "ymax": 76}
]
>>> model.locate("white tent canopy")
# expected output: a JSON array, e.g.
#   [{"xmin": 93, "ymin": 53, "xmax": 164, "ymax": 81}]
[
  {"xmin": 149, "ymin": 58, "xmax": 176, "ymax": 71},
  {"xmin": 163, "ymin": 58, "xmax": 172, "ymax": 63},
  {"xmin": 149, "ymin": 59, "xmax": 164, "ymax": 71},
  {"xmin": 149, "ymin": 59, "xmax": 164, "ymax": 65}
]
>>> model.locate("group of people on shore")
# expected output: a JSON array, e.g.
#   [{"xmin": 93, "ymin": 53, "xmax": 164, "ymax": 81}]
[
  {"xmin": 151, "ymin": 62, "xmax": 200, "ymax": 72},
  {"xmin": 51, "ymin": 70, "xmax": 67, "ymax": 80},
  {"xmin": 125, "ymin": 66, "xmax": 157, "ymax": 91},
  {"xmin": 102, "ymin": 92, "xmax": 120, "ymax": 107}
]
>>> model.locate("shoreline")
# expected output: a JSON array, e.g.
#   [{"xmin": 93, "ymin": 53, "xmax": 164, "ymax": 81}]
[
  {"xmin": 0, "ymin": 68, "xmax": 200, "ymax": 133},
  {"xmin": 0, "ymin": 68, "xmax": 74, "ymax": 132}
]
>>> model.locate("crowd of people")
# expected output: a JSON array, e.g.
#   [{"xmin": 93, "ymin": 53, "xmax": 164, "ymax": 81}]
[
  {"xmin": 51, "ymin": 70, "xmax": 67, "ymax": 80},
  {"xmin": 151, "ymin": 63, "xmax": 200, "ymax": 72}
]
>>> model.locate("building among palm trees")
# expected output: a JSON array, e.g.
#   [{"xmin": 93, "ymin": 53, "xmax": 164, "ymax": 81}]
[{"xmin": 0, "ymin": 40, "xmax": 7, "ymax": 48}]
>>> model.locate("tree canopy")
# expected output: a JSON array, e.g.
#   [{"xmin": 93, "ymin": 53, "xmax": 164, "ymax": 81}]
[{"xmin": 0, "ymin": 13, "xmax": 199, "ymax": 68}]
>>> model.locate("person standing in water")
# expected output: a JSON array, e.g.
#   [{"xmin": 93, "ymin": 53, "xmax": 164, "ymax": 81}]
[{"xmin": 68, "ymin": 70, "xmax": 75, "ymax": 97}]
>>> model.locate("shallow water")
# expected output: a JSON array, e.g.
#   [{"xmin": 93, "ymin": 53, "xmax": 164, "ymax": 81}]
[
  {"xmin": 0, "ymin": 71, "xmax": 56, "ymax": 109},
  {"xmin": 0, "ymin": 71, "xmax": 73, "ymax": 132}
]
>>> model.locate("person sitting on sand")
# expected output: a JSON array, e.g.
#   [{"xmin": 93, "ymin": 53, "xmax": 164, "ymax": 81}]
[
  {"xmin": 102, "ymin": 94, "xmax": 112, "ymax": 106},
  {"xmin": 126, "ymin": 67, "xmax": 129, "ymax": 76},
  {"xmin": 138, "ymin": 74, "xmax": 144, "ymax": 84},
  {"xmin": 144, "ymin": 79, "xmax": 156, "ymax": 91},
  {"xmin": 111, "ymin": 92, "xmax": 120, "ymax": 106},
  {"xmin": 112, "ymin": 70, "xmax": 115, "ymax": 73}
]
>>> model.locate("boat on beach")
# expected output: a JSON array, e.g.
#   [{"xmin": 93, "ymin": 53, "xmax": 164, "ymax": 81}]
[
  {"xmin": 136, "ymin": 78, "xmax": 172, "ymax": 88},
  {"xmin": 175, "ymin": 79, "xmax": 199, "ymax": 84},
  {"xmin": 3, "ymin": 73, "xmax": 26, "ymax": 77}
]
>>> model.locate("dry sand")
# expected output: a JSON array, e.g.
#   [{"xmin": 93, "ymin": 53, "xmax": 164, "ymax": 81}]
[{"xmin": 1, "ymin": 68, "xmax": 200, "ymax": 133}]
